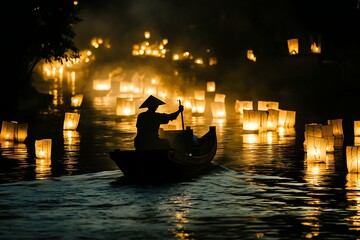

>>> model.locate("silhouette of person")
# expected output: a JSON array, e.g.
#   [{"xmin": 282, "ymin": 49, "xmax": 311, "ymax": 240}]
[{"xmin": 134, "ymin": 95, "xmax": 184, "ymax": 150}]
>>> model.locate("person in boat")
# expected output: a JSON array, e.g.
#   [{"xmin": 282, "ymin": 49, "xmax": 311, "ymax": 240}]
[{"xmin": 134, "ymin": 95, "xmax": 184, "ymax": 150}]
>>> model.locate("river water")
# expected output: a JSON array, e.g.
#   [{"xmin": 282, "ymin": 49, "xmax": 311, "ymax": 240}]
[{"xmin": 1, "ymin": 79, "xmax": 360, "ymax": 239}]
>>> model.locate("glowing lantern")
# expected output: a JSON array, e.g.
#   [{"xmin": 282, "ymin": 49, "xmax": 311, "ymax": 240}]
[
  {"xmin": 1, "ymin": 121, "xmax": 16, "ymax": 141},
  {"xmin": 63, "ymin": 112, "xmax": 80, "ymax": 130},
  {"xmin": 235, "ymin": 100, "xmax": 253, "ymax": 115},
  {"xmin": 194, "ymin": 90, "xmax": 205, "ymax": 100},
  {"xmin": 15, "ymin": 123, "xmax": 28, "ymax": 143},
  {"xmin": 214, "ymin": 94, "xmax": 226, "ymax": 103},
  {"xmin": 206, "ymin": 81, "xmax": 216, "ymax": 92},
  {"xmin": 143, "ymin": 85, "xmax": 157, "ymax": 96},
  {"xmin": 267, "ymin": 109, "xmax": 279, "ymax": 131},
  {"xmin": 144, "ymin": 31, "xmax": 150, "ymax": 39},
  {"xmin": 305, "ymin": 136, "xmax": 327, "ymax": 161},
  {"xmin": 209, "ymin": 57, "xmax": 217, "ymax": 66},
  {"xmin": 242, "ymin": 110, "xmax": 267, "ymax": 132},
  {"xmin": 257, "ymin": 101, "xmax": 279, "ymax": 111},
  {"xmin": 116, "ymin": 98, "xmax": 136, "ymax": 116},
  {"xmin": 327, "ymin": 119, "xmax": 344, "ymax": 138},
  {"xmin": 311, "ymin": 42, "xmax": 321, "ymax": 54},
  {"xmin": 304, "ymin": 123, "xmax": 322, "ymax": 150},
  {"xmin": 284, "ymin": 110, "xmax": 296, "ymax": 127},
  {"xmin": 287, "ymin": 38, "xmax": 299, "ymax": 55},
  {"xmin": 354, "ymin": 121, "xmax": 360, "ymax": 136},
  {"xmin": 0, "ymin": 121, "xmax": 28, "ymax": 142},
  {"xmin": 93, "ymin": 79, "xmax": 111, "ymax": 91},
  {"xmin": 35, "ymin": 139, "xmax": 52, "ymax": 159},
  {"xmin": 346, "ymin": 146, "xmax": 360, "ymax": 172},
  {"xmin": 322, "ymin": 125, "xmax": 335, "ymax": 152},
  {"xmin": 71, "ymin": 94, "xmax": 84, "ymax": 107},
  {"xmin": 247, "ymin": 50, "xmax": 256, "ymax": 62},
  {"xmin": 211, "ymin": 102, "xmax": 226, "ymax": 118},
  {"xmin": 191, "ymin": 99, "xmax": 206, "ymax": 115},
  {"xmin": 355, "ymin": 137, "xmax": 360, "ymax": 146}
]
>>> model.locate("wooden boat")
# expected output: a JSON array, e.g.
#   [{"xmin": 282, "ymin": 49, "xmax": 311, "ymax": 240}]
[{"xmin": 109, "ymin": 126, "xmax": 217, "ymax": 183}]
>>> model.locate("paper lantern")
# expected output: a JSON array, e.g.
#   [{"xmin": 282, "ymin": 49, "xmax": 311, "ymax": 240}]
[
  {"xmin": 92, "ymin": 78, "xmax": 111, "ymax": 91},
  {"xmin": 0, "ymin": 121, "xmax": 28, "ymax": 142},
  {"xmin": 71, "ymin": 94, "xmax": 84, "ymax": 107},
  {"xmin": 287, "ymin": 38, "xmax": 299, "ymax": 55},
  {"xmin": 284, "ymin": 110, "xmax": 296, "ymax": 128},
  {"xmin": 267, "ymin": 109, "xmax": 279, "ymax": 131},
  {"xmin": 247, "ymin": 50, "xmax": 256, "ymax": 62},
  {"xmin": 243, "ymin": 110, "xmax": 261, "ymax": 132},
  {"xmin": 257, "ymin": 101, "xmax": 279, "ymax": 111},
  {"xmin": 354, "ymin": 121, "xmax": 360, "ymax": 137},
  {"xmin": 355, "ymin": 137, "xmax": 360, "ymax": 146},
  {"xmin": 35, "ymin": 139, "xmax": 52, "ymax": 159},
  {"xmin": 214, "ymin": 94, "xmax": 226, "ymax": 103},
  {"xmin": 305, "ymin": 136, "xmax": 327, "ymax": 161},
  {"xmin": 63, "ymin": 112, "xmax": 80, "ymax": 130},
  {"xmin": 346, "ymin": 146, "xmax": 360, "ymax": 173},
  {"xmin": 327, "ymin": 119, "xmax": 344, "ymax": 138},
  {"xmin": 235, "ymin": 100, "xmax": 253, "ymax": 115},
  {"xmin": 116, "ymin": 98, "xmax": 136, "ymax": 116},
  {"xmin": 194, "ymin": 90, "xmax": 205, "ymax": 100},
  {"xmin": 206, "ymin": 81, "xmax": 216, "ymax": 92},
  {"xmin": 191, "ymin": 99, "xmax": 206, "ymax": 115},
  {"xmin": 211, "ymin": 102, "xmax": 226, "ymax": 118},
  {"xmin": 1, "ymin": 121, "xmax": 16, "ymax": 141},
  {"xmin": 15, "ymin": 123, "xmax": 28, "ymax": 142}
]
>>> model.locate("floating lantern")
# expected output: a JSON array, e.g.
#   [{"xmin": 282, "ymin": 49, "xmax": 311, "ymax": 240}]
[
  {"xmin": 1, "ymin": 121, "xmax": 16, "ymax": 141},
  {"xmin": 1, "ymin": 121, "xmax": 28, "ymax": 142},
  {"xmin": 305, "ymin": 136, "xmax": 327, "ymax": 161},
  {"xmin": 211, "ymin": 102, "xmax": 226, "ymax": 118},
  {"xmin": 93, "ymin": 78, "xmax": 111, "ymax": 91},
  {"xmin": 322, "ymin": 125, "xmax": 335, "ymax": 152},
  {"xmin": 287, "ymin": 38, "xmax": 299, "ymax": 55},
  {"xmin": 267, "ymin": 109, "xmax": 279, "ymax": 131},
  {"xmin": 116, "ymin": 98, "xmax": 136, "ymax": 116},
  {"xmin": 194, "ymin": 90, "xmax": 205, "ymax": 100},
  {"xmin": 310, "ymin": 36, "xmax": 321, "ymax": 54},
  {"xmin": 304, "ymin": 123, "xmax": 322, "ymax": 151},
  {"xmin": 354, "ymin": 120, "xmax": 360, "ymax": 137},
  {"xmin": 214, "ymin": 93, "xmax": 226, "ymax": 103},
  {"xmin": 63, "ymin": 112, "xmax": 80, "ymax": 130},
  {"xmin": 257, "ymin": 101, "xmax": 279, "ymax": 111},
  {"xmin": 346, "ymin": 146, "xmax": 360, "ymax": 173},
  {"xmin": 191, "ymin": 99, "xmax": 206, "ymax": 115},
  {"xmin": 15, "ymin": 123, "xmax": 28, "ymax": 143},
  {"xmin": 327, "ymin": 119, "xmax": 344, "ymax": 138},
  {"xmin": 355, "ymin": 137, "xmax": 360, "ymax": 146},
  {"xmin": 71, "ymin": 94, "xmax": 84, "ymax": 107},
  {"xmin": 247, "ymin": 50, "xmax": 256, "ymax": 62},
  {"xmin": 209, "ymin": 57, "xmax": 217, "ymax": 66},
  {"xmin": 35, "ymin": 139, "xmax": 52, "ymax": 159},
  {"xmin": 243, "ymin": 110, "xmax": 266, "ymax": 132},
  {"xmin": 206, "ymin": 81, "xmax": 216, "ymax": 92},
  {"xmin": 235, "ymin": 100, "xmax": 253, "ymax": 115}
]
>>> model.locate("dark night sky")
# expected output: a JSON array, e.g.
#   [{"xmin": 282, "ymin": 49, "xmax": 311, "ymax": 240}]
[{"xmin": 75, "ymin": 0, "xmax": 359, "ymax": 61}]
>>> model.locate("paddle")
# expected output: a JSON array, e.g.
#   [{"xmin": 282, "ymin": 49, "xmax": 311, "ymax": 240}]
[{"xmin": 178, "ymin": 99, "xmax": 185, "ymax": 130}]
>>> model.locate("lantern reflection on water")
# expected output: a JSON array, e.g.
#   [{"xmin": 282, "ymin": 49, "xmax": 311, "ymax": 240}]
[
  {"xmin": 35, "ymin": 139, "xmax": 52, "ymax": 159},
  {"xmin": 63, "ymin": 112, "xmax": 80, "ymax": 130},
  {"xmin": 346, "ymin": 146, "xmax": 360, "ymax": 173}
]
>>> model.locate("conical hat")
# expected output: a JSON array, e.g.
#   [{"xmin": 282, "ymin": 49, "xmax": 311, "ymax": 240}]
[{"xmin": 139, "ymin": 95, "xmax": 166, "ymax": 108}]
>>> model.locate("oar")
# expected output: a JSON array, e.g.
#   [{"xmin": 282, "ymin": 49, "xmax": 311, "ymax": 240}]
[{"xmin": 178, "ymin": 99, "xmax": 185, "ymax": 130}]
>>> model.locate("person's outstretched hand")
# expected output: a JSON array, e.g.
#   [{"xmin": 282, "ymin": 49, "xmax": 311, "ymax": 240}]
[{"xmin": 178, "ymin": 105, "xmax": 184, "ymax": 112}]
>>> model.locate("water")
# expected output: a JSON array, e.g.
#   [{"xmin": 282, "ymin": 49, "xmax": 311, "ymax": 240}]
[{"xmin": 1, "ymin": 93, "xmax": 360, "ymax": 239}]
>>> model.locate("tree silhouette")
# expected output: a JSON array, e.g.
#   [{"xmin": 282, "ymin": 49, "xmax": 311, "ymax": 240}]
[{"xmin": 3, "ymin": 0, "xmax": 82, "ymax": 120}]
